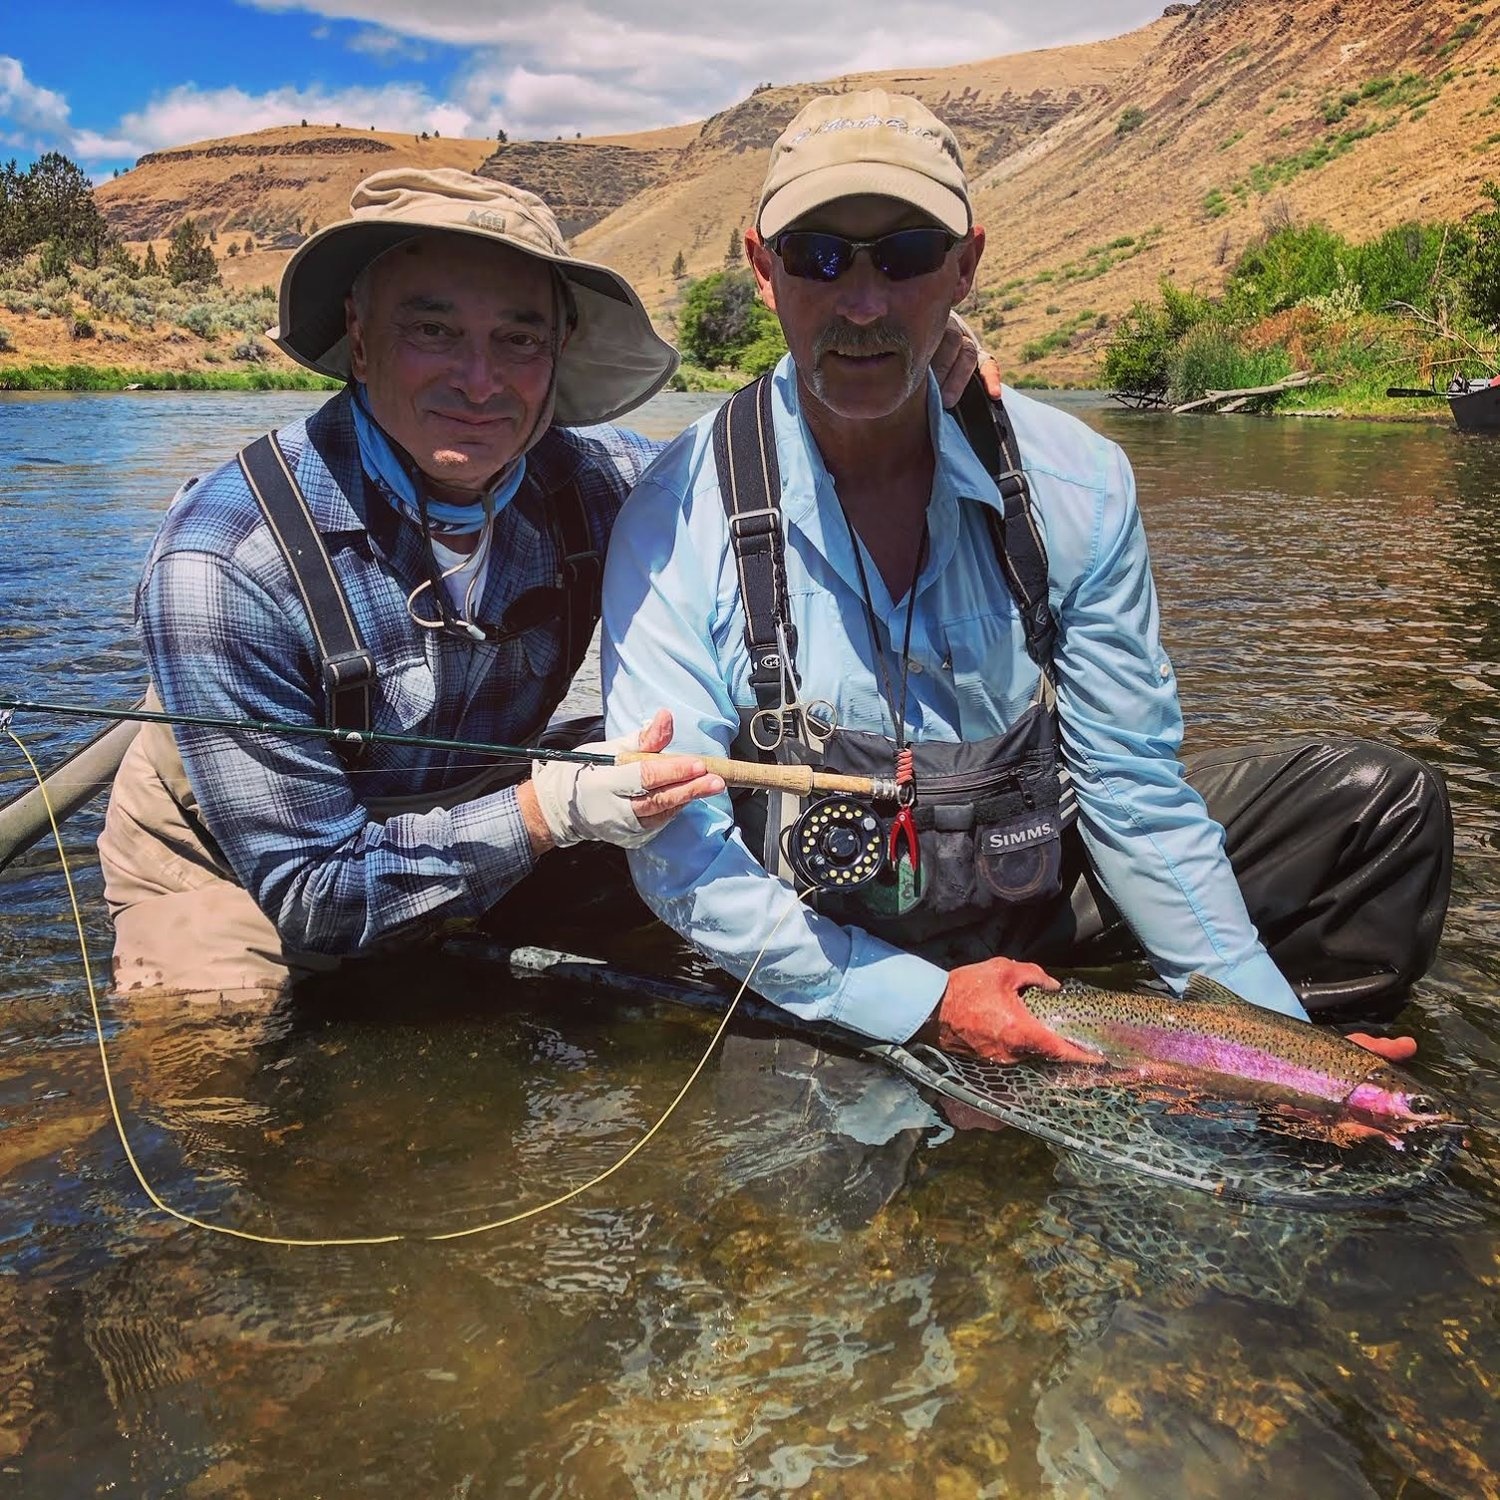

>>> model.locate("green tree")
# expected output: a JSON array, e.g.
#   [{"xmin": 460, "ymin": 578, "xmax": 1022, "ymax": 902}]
[
  {"xmin": 38, "ymin": 236, "xmax": 72, "ymax": 281},
  {"xmin": 165, "ymin": 217, "xmax": 220, "ymax": 286},
  {"xmin": 142, "ymin": 242, "xmax": 162, "ymax": 277},
  {"xmin": 671, "ymin": 249, "xmax": 687, "ymax": 279},
  {"xmin": 0, "ymin": 160, "xmax": 24, "ymax": 260},
  {"xmin": 1101, "ymin": 277, "xmax": 1214, "ymax": 398},
  {"xmin": 1461, "ymin": 180, "xmax": 1500, "ymax": 328},
  {"xmin": 677, "ymin": 269, "xmax": 786, "ymax": 370},
  {"xmin": 0, "ymin": 151, "xmax": 111, "ymax": 265}
]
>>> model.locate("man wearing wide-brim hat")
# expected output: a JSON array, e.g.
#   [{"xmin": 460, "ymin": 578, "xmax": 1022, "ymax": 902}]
[
  {"xmin": 97, "ymin": 167, "xmax": 729, "ymax": 996},
  {"xmin": 97, "ymin": 166, "xmax": 990, "ymax": 996}
]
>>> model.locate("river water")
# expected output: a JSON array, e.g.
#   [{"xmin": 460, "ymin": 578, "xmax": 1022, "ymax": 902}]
[{"xmin": 1, "ymin": 390, "xmax": 1497, "ymax": 1498}]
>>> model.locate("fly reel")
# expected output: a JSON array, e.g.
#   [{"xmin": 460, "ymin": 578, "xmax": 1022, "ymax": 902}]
[{"xmin": 785, "ymin": 794, "xmax": 886, "ymax": 891}]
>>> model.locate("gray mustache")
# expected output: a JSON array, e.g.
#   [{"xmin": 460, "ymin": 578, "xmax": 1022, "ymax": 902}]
[{"xmin": 813, "ymin": 320, "xmax": 913, "ymax": 363}]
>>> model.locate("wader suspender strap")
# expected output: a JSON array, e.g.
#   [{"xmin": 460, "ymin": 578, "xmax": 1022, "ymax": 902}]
[
  {"xmin": 713, "ymin": 373, "xmax": 1058, "ymax": 706},
  {"xmin": 238, "ymin": 433, "xmax": 376, "ymax": 738},
  {"xmin": 550, "ymin": 472, "xmax": 603, "ymax": 687},
  {"xmin": 952, "ymin": 378, "xmax": 1057, "ymax": 674},
  {"xmin": 712, "ymin": 374, "xmax": 797, "ymax": 720}
]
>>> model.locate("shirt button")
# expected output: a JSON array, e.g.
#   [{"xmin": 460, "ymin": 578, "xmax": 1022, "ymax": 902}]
[
  {"xmin": 909, "ymin": 660, "xmax": 924, "ymax": 675},
  {"xmin": 1158, "ymin": 662, "xmax": 1171, "ymax": 679}
]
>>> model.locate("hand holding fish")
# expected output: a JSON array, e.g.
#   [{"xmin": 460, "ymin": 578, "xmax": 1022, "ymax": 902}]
[
  {"xmin": 1346, "ymin": 1032, "xmax": 1419, "ymax": 1062},
  {"xmin": 922, "ymin": 958, "xmax": 1103, "ymax": 1065}
]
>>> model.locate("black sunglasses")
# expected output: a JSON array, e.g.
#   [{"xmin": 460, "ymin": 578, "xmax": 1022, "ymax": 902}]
[{"xmin": 770, "ymin": 227, "xmax": 957, "ymax": 283}]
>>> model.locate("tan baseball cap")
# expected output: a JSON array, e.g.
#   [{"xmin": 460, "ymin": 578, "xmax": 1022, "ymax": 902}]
[
  {"xmin": 270, "ymin": 168, "xmax": 678, "ymax": 426},
  {"xmin": 756, "ymin": 90, "xmax": 971, "ymax": 241}
]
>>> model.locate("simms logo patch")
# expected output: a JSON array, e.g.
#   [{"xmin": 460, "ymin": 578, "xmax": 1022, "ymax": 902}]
[{"xmin": 985, "ymin": 820, "xmax": 1055, "ymax": 851}]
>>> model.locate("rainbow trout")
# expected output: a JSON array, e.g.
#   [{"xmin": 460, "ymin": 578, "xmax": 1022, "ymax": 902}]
[{"xmin": 1021, "ymin": 975, "xmax": 1451, "ymax": 1131}]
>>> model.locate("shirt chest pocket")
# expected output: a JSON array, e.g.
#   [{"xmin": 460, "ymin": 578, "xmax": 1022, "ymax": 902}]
[
  {"xmin": 374, "ymin": 654, "xmax": 437, "ymax": 732},
  {"xmin": 517, "ymin": 617, "xmax": 564, "ymax": 685},
  {"xmin": 943, "ymin": 614, "xmax": 1040, "ymax": 731}
]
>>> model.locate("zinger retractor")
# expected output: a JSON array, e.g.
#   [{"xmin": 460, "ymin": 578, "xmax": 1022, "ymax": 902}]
[{"xmin": 786, "ymin": 794, "xmax": 886, "ymax": 891}]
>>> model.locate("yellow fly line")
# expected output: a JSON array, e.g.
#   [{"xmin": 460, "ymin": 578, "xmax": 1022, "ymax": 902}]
[{"xmin": 5, "ymin": 722, "xmax": 805, "ymax": 1248}]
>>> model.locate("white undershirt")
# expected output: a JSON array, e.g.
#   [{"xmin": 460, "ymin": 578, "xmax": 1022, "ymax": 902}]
[{"xmin": 429, "ymin": 532, "xmax": 492, "ymax": 619}]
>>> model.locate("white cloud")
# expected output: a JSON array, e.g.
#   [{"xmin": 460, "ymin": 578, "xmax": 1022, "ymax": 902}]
[
  {"xmin": 106, "ymin": 81, "xmax": 467, "ymax": 156},
  {"xmin": 0, "ymin": 55, "xmax": 75, "ymax": 143},
  {"xmin": 240, "ymin": 1, "xmax": 1167, "ymax": 122},
  {"xmin": 347, "ymin": 28, "xmax": 428, "ymax": 62},
  {"xmin": 5, "ymin": 4, "xmax": 1169, "ymax": 166}
]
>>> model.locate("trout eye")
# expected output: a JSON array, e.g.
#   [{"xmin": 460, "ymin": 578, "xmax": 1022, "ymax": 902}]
[{"xmin": 1409, "ymin": 1095, "xmax": 1439, "ymax": 1115}]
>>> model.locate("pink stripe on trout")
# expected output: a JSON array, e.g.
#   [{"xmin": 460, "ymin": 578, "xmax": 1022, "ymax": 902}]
[{"xmin": 1022, "ymin": 974, "xmax": 1450, "ymax": 1128}]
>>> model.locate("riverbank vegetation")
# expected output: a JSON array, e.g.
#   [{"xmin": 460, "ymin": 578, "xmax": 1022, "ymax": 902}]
[
  {"xmin": 1, "ymin": 152, "xmax": 290, "ymax": 375},
  {"xmin": 0, "ymin": 364, "xmax": 338, "ymax": 392},
  {"xmin": 1102, "ymin": 191, "xmax": 1500, "ymax": 415},
  {"xmin": 666, "ymin": 269, "xmax": 787, "ymax": 391}
]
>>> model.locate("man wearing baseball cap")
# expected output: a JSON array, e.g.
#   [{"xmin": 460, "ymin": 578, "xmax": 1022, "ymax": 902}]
[{"xmin": 601, "ymin": 91, "xmax": 1449, "ymax": 1065}]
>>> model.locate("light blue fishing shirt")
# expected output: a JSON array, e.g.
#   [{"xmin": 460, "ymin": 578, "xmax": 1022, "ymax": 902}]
[{"xmin": 601, "ymin": 356, "xmax": 1306, "ymax": 1043}]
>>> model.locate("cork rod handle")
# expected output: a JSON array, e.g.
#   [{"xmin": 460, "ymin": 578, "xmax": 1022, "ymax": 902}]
[{"xmin": 616, "ymin": 750, "xmax": 878, "ymax": 797}]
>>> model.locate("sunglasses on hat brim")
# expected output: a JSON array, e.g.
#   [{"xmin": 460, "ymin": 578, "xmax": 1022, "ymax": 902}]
[{"xmin": 769, "ymin": 227, "xmax": 958, "ymax": 282}]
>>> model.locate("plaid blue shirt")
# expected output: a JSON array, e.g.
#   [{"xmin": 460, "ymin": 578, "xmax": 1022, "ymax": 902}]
[{"xmin": 137, "ymin": 387, "xmax": 659, "ymax": 954}]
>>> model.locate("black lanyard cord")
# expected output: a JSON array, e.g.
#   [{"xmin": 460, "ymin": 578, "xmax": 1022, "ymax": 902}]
[{"xmin": 839, "ymin": 508, "xmax": 928, "ymax": 752}]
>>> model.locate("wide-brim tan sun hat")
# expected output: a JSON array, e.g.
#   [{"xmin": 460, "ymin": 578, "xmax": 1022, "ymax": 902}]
[{"xmin": 270, "ymin": 167, "xmax": 678, "ymax": 427}]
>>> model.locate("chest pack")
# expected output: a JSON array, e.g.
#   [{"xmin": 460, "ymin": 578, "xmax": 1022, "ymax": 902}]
[
  {"xmin": 715, "ymin": 373, "xmax": 1075, "ymax": 945},
  {"xmin": 235, "ymin": 429, "xmax": 602, "ymax": 754}
]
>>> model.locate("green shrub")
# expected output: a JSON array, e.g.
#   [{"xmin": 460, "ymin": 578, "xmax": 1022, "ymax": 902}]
[
  {"xmin": 1101, "ymin": 279, "xmax": 1214, "ymax": 396},
  {"xmin": 1354, "ymin": 221, "xmax": 1465, "ymax": 309},
  {"xmin": 1169, "ymin": 322, "xmax": 1291, "ymax": 399},
  {"xmin": 736, "ymin": 327, "xmax": 788, "ymax": 376},
  {"xmin": 1116, "ymin": 106, "xmax": 1146, "ymax": 135},
  {"xmin": 1226, "ymin": 222, "xmax": 1352, "ymax": 316},
  {"xmin": 1462, "ymin": 180, "xmax": 1500, "ymax": 326},
  {"xmin": 178, "ymin": 303, "xmax": 219, "ymax": 337},
  {"xmin": 676, "ymin": 270, "xmax": 784, "ymax": 371},
  {"xmin": 0, "ymin": 326, "xmax": 11, "ymax": 353}
]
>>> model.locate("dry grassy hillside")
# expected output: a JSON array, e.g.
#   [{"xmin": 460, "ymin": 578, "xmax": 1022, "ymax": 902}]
[
  {"xmin": 93, "ymin": 124, "xmax": 495, "ymax": 292},
  {"xmin": 32, "ymin": 0, "xmax": 1500, "ymax": 384},
  {"xmin": 573, "ymin": 18, "xmax": 1176, "ymax": 323},
  {"xmin": 965, "ymin": 0, "xmax": 1500, "ymax": 380}
]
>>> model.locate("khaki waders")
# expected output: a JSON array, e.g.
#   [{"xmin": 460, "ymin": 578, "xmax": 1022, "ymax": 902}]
[{"xmin": 98, "ymin": 694, "xmax": 528, "ymax": 997}]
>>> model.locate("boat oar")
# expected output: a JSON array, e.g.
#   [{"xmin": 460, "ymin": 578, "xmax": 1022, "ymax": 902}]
[
  {"xmin": 1384, "ymin": 387, "xmax": 1445, "ymax": 399},
  {"xmin": 0, "ymin": 702, "xmax": 146, "ymax": 874}
]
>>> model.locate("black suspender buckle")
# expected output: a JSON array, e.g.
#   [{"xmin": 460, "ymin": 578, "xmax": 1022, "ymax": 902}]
[
  {"xmin": 560, "ymin": 548, "xmax": 601, "ymax": 585},
  {"xmin": 728, "ymin": 506, "xmax": 782, "ymax": 543},
  {"xmin": 995, "ymin": 467, "xmax": 1030, "ymax": 509},
  {"xmin": 322, "ymin": 648, "xmax": 376, "ymax": 694}
]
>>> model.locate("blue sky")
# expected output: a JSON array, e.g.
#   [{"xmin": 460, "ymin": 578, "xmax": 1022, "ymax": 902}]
[{"xmin": 2, "ymin": 0, "xmax": 1168, "ymax": 176}]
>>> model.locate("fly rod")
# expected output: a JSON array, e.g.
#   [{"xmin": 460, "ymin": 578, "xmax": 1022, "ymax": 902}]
[{"xmin": 0, "ymin": 696, "xmax": 893, "ymax": 800}]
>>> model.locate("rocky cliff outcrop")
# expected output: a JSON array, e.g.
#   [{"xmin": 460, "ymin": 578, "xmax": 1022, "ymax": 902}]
[
  {"xmin": 475, "ymin": 141, "xmax": 681, "ymax": 237},
  {"xmin": 136, "ymin": 136, "xmax": 397, "ymax": 168}
]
